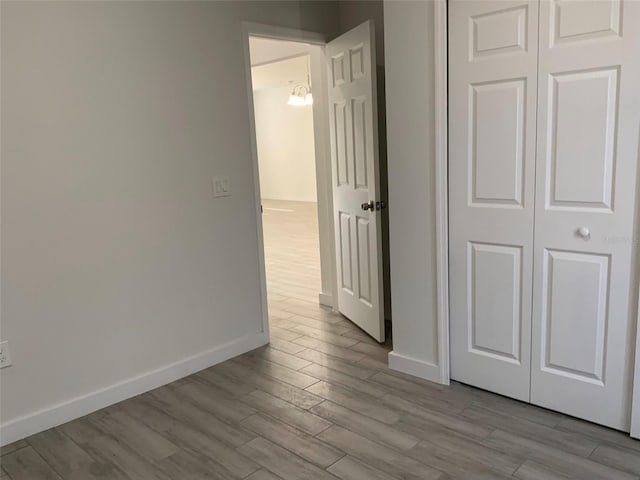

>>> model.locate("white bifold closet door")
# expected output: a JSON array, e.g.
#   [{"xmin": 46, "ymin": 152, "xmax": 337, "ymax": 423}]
[{"xmin": 449, "ymin": 0, "xmax": 640, "ymax": 430}]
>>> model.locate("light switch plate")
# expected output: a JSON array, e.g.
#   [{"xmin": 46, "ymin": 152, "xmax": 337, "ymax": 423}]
[{"xmin": 212, "ymin": 176, "xmax": 231, "ymax": 198}]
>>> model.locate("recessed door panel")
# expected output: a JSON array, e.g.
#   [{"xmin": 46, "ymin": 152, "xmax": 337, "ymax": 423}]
[
  {"xmin": 551, "ymin": 0, "xmax": 621, "ymax": 46},
  {"xmin": 357, "ymin": 217, "xmax": 372, "ymax": 305},
  {"xmin": 546, "ymin": 67, "xmax": 618, "ymax": 210},
  {"xmin": 352, "ymin": 96, "xmax": 368, "ymax": 189},
  {"xmin": 471, "ymin": 5, "xmax": 528, "ymax": 59},
  {"xmin": 332, "ymin": 54, "xmax": 345, "ymax": 87},
  {"xmin": 541, "ymin": 250, "xmax": 609, "ymax": 383},
  {"xmin": 349, "ymin": 45, "xmax": 365, "ymax": 81},
  {"xmin": 334, "ymin": 102, "xmax": 348, "ymax": 186},
  {"xmin": 470, "ymin": 79, "xmax": 525, "ymax": 206},
  {"xmin": 469, "ymin": 242, "xmax": 522, "ymax": 362},
  {"xmin": 339, "ymin": 212, "xmax": 353, "ymax": 293}
]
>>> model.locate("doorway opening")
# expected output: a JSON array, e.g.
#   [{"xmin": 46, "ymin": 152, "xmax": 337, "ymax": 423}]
[
  {"xmin": 250, "ymin": 36, "xmax": 332, "ymax": 337},
  {"xmin": 245, "ymin": 26, "xmax": 392, "ymax": 360}
]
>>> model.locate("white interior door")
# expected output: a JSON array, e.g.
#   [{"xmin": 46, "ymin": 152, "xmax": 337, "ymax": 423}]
[
  {"xmin": 530, "ymin": 0, "xmax": 640, "ymax": 430},
  {"xmin": 448, "ymin": 0, "xmax": 540, "ymax": 401},
  {"xmin": 327, "ymin": 21, "xmax": 384, "ymax": 342}
]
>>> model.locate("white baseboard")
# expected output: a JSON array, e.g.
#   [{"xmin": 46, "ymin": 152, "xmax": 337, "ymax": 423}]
[
  {"xmin": 388, "ymin": 351, "xmax": 447, "ymax": 385},
  {"xmin": 0, "ymin": 331, "xmax": 267, "ymax": 447},
  {"xmin": 318, "ymin": 292, "xmax": 333, "ymax": 308}
]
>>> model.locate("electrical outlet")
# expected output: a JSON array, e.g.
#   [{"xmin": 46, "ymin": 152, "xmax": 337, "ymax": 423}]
[
  {"xmin": 0, "ymin": 341, "xmax": 12, "ymax": 369},
  {"xmin": 212, "ymin": 176, "xmax": 231, "ymax": 198}
]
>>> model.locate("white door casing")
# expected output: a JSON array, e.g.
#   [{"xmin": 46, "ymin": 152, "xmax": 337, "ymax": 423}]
[
  {"xmin": 530, "ymin": 0, "xmax": 640, "ymax": 430},
  {"xmin": 327, "ymin": 21, "xmax": 385, "ymax": 342},
  {"xmin": 448, "ymin": 0, "xmax": 540, "ymax": 401}
]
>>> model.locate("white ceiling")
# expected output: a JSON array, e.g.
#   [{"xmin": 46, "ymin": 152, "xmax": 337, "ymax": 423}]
[
  {"xmin": 249, "ymin": 37, "xmax": 310, "ymax": 66},
  {"xmin": 251, "ymin": 55, "xmax": 309, "ymax": 91}
]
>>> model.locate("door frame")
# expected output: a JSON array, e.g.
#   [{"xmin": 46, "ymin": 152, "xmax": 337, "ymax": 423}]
[
  {"xmin": 433, "ymin": 0, "xmax": 451, "ymax": 385},
  {"xmin": 241, "ymin": 22, "xmax": 338, "ymax": 341},
  {"xmin": 435, "ymin": 0, "xmax": 640, "ymax": 436}
]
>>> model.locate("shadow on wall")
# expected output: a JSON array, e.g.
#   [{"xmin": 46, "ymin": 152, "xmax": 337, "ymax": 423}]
[{"xmin": 377, "ymin": 65, "xmax": 392, "ymax": 325}]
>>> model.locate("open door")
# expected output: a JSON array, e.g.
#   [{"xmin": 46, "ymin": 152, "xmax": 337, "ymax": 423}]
[{"xmin": 327, "ymin": 21, "xmax": 384, "ymax": 342}]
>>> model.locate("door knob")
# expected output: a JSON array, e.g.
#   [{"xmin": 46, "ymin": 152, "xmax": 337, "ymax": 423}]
[
  {"xmin": 361, "ymin": 201, "xmax": 375, "ymax": 211},
  {"xmin": 577, "ymin": 227, "xmax": 591, "ymax": 240}
]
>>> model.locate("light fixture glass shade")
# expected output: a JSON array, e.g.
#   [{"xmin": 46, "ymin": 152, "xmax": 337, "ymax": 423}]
[
  {"xmin": 288, "ymin": 94, "xmax": 306, "ymax": 106},
  {"xmin": 287, "ymin": 84, "xmax": 312, "ymax": 107},
  {"xmin": 288, "ymin": 55, "xmax": 314, "ymax": 107}
]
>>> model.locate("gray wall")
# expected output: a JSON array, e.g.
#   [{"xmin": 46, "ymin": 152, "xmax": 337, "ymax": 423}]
[
  {"xmin": 0, "ymin": 0, "xmax": 339, "ymax": 434},
  {"xmin": 338, "ymin": 0, "xmax": 385, "ymax": 66},
  {"xmin": 384, "ymin": 1, "xmax": 441, "ymax": 373}
]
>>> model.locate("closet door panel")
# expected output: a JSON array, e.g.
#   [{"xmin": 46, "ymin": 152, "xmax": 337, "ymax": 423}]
[
  {"xmin": 531, "ymin": 0, "xmax": 640, "ymax": 431},
  {"xmin": 448, "ymin": 0, "xmax": 539, "ymax": 401}
]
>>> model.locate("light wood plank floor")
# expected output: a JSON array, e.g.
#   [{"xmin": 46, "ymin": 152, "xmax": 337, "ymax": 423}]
[{"xmin": 2, "ymin": 200, "xmax": 639, "ymax": 479}]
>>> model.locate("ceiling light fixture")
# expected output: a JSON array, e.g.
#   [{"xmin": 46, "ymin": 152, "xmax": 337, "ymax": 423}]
[{"xmin": 287, "ymin": 56, "xmax": 313, "ymax": 107}]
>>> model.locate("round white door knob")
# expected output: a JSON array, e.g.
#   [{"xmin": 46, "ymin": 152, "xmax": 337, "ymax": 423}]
[{"xmin": 577, "ymin": 227, "xmax": 591, "ymax": 240}]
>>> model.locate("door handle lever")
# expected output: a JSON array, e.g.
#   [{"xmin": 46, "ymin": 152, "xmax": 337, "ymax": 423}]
[{"xmin": 361, "ymin": 200, "xmax": 387, "ymax": 212}]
